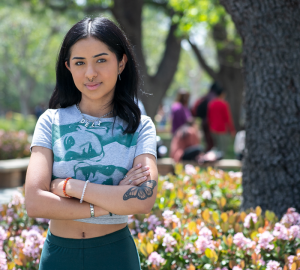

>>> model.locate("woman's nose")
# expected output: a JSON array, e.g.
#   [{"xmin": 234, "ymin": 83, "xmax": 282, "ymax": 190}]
[{"xmin": 85, "ymin": 64, "xmax": 97, "ymax": 81}]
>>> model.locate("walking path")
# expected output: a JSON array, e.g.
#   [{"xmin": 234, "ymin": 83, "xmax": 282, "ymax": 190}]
[{"xmin": 0, "ymin": 187, "xmax": 21, "ymax": 205}]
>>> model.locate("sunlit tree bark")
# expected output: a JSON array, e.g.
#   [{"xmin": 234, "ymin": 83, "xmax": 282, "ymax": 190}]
[{"xmin": 220, "ymin": 0, "xmax": 300, "ymax": 217}]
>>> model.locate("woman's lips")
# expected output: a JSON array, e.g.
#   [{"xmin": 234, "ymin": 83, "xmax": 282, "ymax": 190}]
[{"xmin": 85, "ymin": 82, "xmax": 101, "ymax": 90}]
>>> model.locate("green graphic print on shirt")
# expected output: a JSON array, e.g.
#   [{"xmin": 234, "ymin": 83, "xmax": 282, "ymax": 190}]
[{"xmin": 51, "ymin": 122, "xmax": 139, "ymax": 184}]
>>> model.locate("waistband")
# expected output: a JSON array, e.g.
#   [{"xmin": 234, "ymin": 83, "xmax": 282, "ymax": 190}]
[{"xmin": 46, "ymin": 226, "xmax": 131, "ymax": 249}]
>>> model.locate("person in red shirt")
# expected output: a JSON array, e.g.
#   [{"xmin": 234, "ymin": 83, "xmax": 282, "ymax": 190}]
[{"xmin": 207, "ymin": 86, "xmax": 236, "ymax": 155}]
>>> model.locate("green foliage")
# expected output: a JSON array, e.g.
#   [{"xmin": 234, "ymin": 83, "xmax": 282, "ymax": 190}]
[
  {"xmin": 0, "ymin": 113, "xmax": 36, "ymax": 134},
  {"xmin": 0, "ymin": 2, "xmax": 76, "ymax": 113},
  {"xmin": 168, "ymin": 0, "xmax": 226, "ymax": 36}
]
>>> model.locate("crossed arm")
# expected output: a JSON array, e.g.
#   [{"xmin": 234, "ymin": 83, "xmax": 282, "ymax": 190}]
[{"xmin": 25, "ymin": 146, "xmax": 158, "ymax": 219}]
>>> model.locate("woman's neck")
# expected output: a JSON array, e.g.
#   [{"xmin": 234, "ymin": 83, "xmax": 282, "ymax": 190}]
[{"xmin": 78, "ymin": 100, "xmax": 113, "ymax": 118}]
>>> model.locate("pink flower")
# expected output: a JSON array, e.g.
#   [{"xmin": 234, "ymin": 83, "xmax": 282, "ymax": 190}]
[
  {"xmin": 199, "ymin": 227, "xmax": 212, "ymax": 240},
  {"xmin": 162, "ymin": 210, "xmax": 173, "ymax": 226},
  {"xmin": 8, "ymin": 191, "xmax": 24, "ymax": 207},
  {"xmin": 256, "ymin": 231, "xmax": 274, "ymax": 253},
  {"xmin": 0, "ymin": 227, "xmax": 7, "ymax": 243},
  {"xmin": 144, "ymin": 215, "xmax": 161, "ymax": 230},
  {"xmin": 183, "ymin": 176, "xmax": 190, "ymax": 183},
  {"xmin": 162, "ymin": 181, "xmax": 174, "ymax": 190},
  {"xmin": 22, "ymin": 229, "xmax": 45, "ymax": 259},
  {"xmin": 258, "ymin": 259, "xmax": 266, "ymax": 266},
  {"xmin": 232, "ymin": 266, "xmax": 242, "ymax": 270},
  {"xmin": 289, "ymin": 225, "xmax": 300, "ymax": 239},
  {"xmin": 188, "ymin": 195, "xmax": 200, "ymax": 208},
  {"xmin": 148, "ymin": 252, "xmax": 165, "ymax": 266},
  {"xmin": 35, "ymin": 218, "xmax": 50, "ymax": 224},
  {"xmin": 0, "ymin": 251, "xmax": 7, "ymax": 270},
  {"xmin": 154, "ymin": 226, "xmax": 167, "ymax": 241},
  {"xmin": 228, "ymin": 171, "xmax": 242, "ymax": 178},
  {"xmin": 266, "ymin": 260, "xmax": 282, "ymax": 270},
  {"xmin": 202, "ymin": 190, "xmax": 212, "ymax": 200},
  {"xmin": 195, "ymin": 236, "xmax": 214, "ymax": 254},
  {"xmin": 162, "ymin": 210, "xmax": 180, "ymax": 227},
  {"xmin": 244, "ymin": 213, "xmax": 258, "ymax": 228},
  {"xmin": 281, "ymin": 208, "xmax": 300, "ymax": 226},
  {"xmin": 14, "ymin": 236, "xmax": 24, "ymax": 249},
  {"xmin": 184, "ymin": 243, "xmax": 195, "ymax": 253},
  {"xmin": 288, "ymin": 256, "xmax": 295, "ymax": 269},
  {"xmin": 273, "ymin": 223, "xmax": 288, "ymax": 240},
  {"xmin": 185, "ymin": 164, "xmax": 197, "ymax": 175},
  {"xmin": 233, "ymin": 232, "xmax": 255, "ymax": 250},
  {"xmin": 273, "ymin": 223, "xmax": 300, "ymax": 240},
  {"xmin": 162, "ymin": 234, "xmax": 177, "ymax": 252}
]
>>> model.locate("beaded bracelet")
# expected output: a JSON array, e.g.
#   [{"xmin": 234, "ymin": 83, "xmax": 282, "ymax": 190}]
[
  {"xmin": 63, "ymin": 177, "xmax": 72, "ymax": 198},
  {"xmin": 80, "ymin": 180, "xmax": 90, "ymax": 203}
]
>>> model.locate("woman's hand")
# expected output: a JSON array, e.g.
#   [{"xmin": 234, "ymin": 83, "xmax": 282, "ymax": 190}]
[{"xmin": 119, "ymin": 163, "xmax": 150, "ymax": 186}]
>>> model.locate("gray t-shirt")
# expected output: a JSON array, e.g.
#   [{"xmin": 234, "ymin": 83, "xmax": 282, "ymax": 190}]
[{"xmin": 31, "ymin": 104, "xmax": 157, "ymax": 224}]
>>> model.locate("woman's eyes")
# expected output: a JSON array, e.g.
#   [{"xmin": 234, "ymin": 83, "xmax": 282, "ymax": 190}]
[
  {"xmin": 75, "ymin": 61, "xmax": 84, "ymax": 66},
  {"xmin": 74, "ymin": 59, "xmax": 106, "ymax": 66}
]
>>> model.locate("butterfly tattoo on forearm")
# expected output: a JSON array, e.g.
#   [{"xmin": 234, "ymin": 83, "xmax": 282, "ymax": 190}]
[{"xmin": 123, "ymin": 180, "xmax": 157, "ymax": 201}]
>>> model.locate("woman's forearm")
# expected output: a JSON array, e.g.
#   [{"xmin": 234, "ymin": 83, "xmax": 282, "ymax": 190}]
[
  {"xmin": 66, "ymin": 179, "xmax": 157, "ymax": 215},
  {"xmin": 25, "ymin": 189, "xmax": 108, "ymax": 219}
]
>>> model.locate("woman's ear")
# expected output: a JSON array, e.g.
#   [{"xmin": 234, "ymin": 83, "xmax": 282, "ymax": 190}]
[
  {"xmin": 119, "ymin": 54, "xmax": 128, "ymax": 74},
  {"xmin": 65, "ymin": 61, "xmax": 71, "ymax": 72}
]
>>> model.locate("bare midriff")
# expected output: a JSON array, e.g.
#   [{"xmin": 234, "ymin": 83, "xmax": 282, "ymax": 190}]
[{"xmin": 49, "ymin": 219, "xmax": 127, "ymax": 239}]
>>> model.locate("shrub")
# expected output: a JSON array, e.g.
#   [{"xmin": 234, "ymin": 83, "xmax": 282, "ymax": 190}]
[
  {"xmin": 1, "ymin": 166, "xmax": 300, "ymax": 270},
  {"xmin": 0, "ymin": 130, "xmax": 31, "ymax": 160}
]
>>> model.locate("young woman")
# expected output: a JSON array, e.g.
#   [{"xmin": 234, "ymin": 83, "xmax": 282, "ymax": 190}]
[{"xmin": 25, "ymin": 17, "xmax": 158, "ymax": 270}]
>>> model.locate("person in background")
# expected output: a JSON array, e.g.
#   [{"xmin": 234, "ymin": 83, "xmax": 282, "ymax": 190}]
[
  {"xmin": 170, "ymin": 118, "xmax": 202, "ymax": 162},
  {"xmin": 207, "ymin": 85, "xmax": 236, "ymax": 156},
  {"xmin": 171, "ymin": 89, "xmax": 191, "ymax": 135},
  {"xmin": 191, "ymin": 82, "xmax": 220, "ymax": 151},
  {"xmin": 34, "ymin": 103, "xmax": 45, "ymax": 120}
]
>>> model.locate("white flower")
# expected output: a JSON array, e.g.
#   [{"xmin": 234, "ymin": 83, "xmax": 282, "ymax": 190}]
[{"xmin": 202, "ymin": 190, "xmax": 212, "ymax": 200}]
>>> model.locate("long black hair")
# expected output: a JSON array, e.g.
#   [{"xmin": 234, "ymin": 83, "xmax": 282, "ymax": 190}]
[{"xmin": 49, "ymin": 17, "xmax": 141, "ymax": 133}]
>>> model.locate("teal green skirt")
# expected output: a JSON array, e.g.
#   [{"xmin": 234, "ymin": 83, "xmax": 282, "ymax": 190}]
[{"xmin": 39, "ymin": 226, "xmax": 141, "ymax": 270}]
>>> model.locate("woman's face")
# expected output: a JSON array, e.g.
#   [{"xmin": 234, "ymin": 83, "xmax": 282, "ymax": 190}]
[{"xmin": 65, "ymin": 37, "xmax": 127, "ymax": 104}]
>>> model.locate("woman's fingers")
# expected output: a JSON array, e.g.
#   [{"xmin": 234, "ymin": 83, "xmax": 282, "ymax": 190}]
[
  {"xmin": 130, "ymin": 176, "xmax": 148, "ymax": 186},
  {"xmin": 119, "ymin": 164, "xmax": 150, "ymax": 186},
  {"xmin": 124, "ymin": 165, "xmax": 149, "ymax": 179},
  {"xmin": 128, "ymin": 170, "xmax": 150, "ymax": 182},
  {"xmin": 125, "ymin": 163, "xmax": 142, "ymax": 177}
]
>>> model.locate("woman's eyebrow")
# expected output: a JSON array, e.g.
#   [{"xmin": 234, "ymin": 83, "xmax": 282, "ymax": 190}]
[
  {"xmin": 72, "ymin": 53, "xmax": 108, "ymax": 60},
  {"xmin": 93, "ymin": 53, "xmax": 108, "ymax": 58}
]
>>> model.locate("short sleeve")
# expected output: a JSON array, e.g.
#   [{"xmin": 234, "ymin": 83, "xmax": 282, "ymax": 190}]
[
  {"xmin": 134, "ymin": 116, "xmax": 157, "ymax": 159},
  {"xmin": 30, "ymin": 109, "xmax": 55, "ymax": 151}
]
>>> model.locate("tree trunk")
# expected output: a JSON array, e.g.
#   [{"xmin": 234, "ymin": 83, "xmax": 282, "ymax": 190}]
[
  {"xmin": 220, "ymin": 0, "xmax": 300, "ymax": 217},
  {"xmin": 218, "ymin": 65, "xmax": 244, "ymax": 130},
  {"xmin": 111, "ymin": 0, "xmax": 181, "ymax": 119}
]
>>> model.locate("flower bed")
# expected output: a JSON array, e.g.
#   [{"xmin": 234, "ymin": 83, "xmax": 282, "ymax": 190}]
[
  {"xmin": 1, "ymin": 165, "xmax": 300, "ymax": 270},
  {"xmin": 0, "ymin": 130, "xmax": 31, "ymax": 160}
]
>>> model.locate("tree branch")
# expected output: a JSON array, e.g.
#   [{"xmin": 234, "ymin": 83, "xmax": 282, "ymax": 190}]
[
  {"xmin": 152, "ymin": 22, "xmax": 181, "ymax": 87},
  {"xmin": 188, "ymin": 39, "xmax": 218, "ymax": 81}
]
